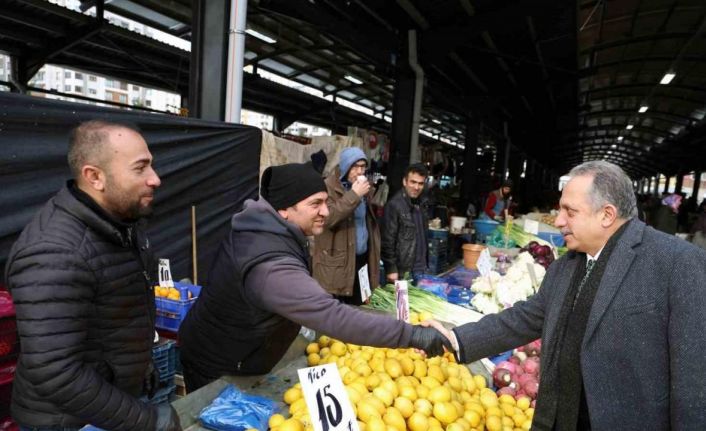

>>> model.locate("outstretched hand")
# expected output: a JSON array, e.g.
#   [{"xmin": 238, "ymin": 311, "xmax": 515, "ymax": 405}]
[{"xmin": 409, "ymin": 321, "xmax": 455, "ymax": 357}]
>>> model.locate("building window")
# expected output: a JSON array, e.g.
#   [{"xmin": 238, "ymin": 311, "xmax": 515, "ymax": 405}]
[
  {"xmin": 64, "ymin": 85, "xmax": 71, "ymax": 92},
  {"xmin": 120, "ymin": 82, "xmax": 128, "ymax": 90},
  {"xmin": 119, "ymin": 94, "xmax": 127, "ymax": 103},
  {"xmin": 74, "ymin": 86, "xmax": 83, "ymax": 93},
  {"xmin": 145, "ymin": 100, "xmax": 151, "ymax": 107},
  {"xmin": 105, "ymin": 80, "xmax": 113, "ymax": 87},
  {"xmin": 75, "ymin": 72, "xmax": 83, "ymax": 80},
  {"xmin": 64, "ymin": 71, "xmax": 71, "ymax": 78},
  {"xmin": 89, "ymin": 89, "xmax": 97, "ymax": 95},
  {"xmin": 89, "ymin": 76, "xmax": 97, "ymax": 82}
]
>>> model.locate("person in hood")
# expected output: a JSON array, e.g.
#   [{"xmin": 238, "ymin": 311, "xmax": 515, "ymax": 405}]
[
  {"xmin": 178, "ymin": 162, "xmax": 452, "ymax": 392},
  {"xmin": 312, "ymin": 147, "xmax": 380, "ymax": 305},
  {"xmin": 5, "ymin": 120, "xmax": 180, "ymax": 431}
]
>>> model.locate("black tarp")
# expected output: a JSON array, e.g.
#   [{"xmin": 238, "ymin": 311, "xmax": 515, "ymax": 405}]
[{"xmin": 0, "ymin": 92, "xmax": 261, "ymax": 283}]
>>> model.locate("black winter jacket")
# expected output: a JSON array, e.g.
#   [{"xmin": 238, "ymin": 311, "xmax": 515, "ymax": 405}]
[
  {"xmin": 5, "ymin": 184, "xmax": 159, "ymax": 430},
  {"xmin": 381, "ymin": 189, "xmax": 429, "ymax": 276}
]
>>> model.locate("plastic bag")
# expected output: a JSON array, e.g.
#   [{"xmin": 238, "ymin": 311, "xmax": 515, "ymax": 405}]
[{"xmin": 200, "ymin": 385, "xmax": 278, "ymax": 431}]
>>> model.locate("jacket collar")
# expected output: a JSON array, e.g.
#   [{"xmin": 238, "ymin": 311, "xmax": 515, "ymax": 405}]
[{"xmin": 56, "ymin": 181, "xmax": 137, "ymax": 248}]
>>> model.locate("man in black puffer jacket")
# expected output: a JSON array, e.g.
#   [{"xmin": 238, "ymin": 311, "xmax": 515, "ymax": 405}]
[{"xmin": 5, "ymin": 121, "xmax": 180, "ymax": 430}]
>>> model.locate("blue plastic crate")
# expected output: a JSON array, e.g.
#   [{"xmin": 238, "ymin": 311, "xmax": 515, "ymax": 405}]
[
  {"xmin": 152, "ymin": 339, "xmax": 177, "ymax": 384},
  {"xmin": 155, "ymin": 283, "xmax": 201, "ymax": 332},
  {"xmin": 427, "ymin": 229, "xmax": 449, "ymax": 239},
  {"xmin": 473, "ymin": 219, "xmax": 499, "ymax": 243}
]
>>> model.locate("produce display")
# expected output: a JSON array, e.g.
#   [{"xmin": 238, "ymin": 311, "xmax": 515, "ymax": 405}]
[
  {"xmin": 519, "ymin": 241, "xmax": 555, "ymax": 269},
  {"xmin": 492, "ymin": 340, "xmax": 542, "ymax": 407},
  {"xmin": 470, "ymin": 253, "xmax": 546, "ymax": 315},
  {"xmin": 271, "ymin": 321, "xmax": 536, "ymax": 431},
  {"xmin": 368, "ymin": 285, "xmax": 483, "ymax": 326}
]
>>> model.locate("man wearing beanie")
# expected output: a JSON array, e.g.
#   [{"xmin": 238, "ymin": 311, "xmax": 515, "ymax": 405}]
[
  {"xmin": 179, "ymin": 162, "xmax": 452, "ymax": 392},
  {"xmin": 313, "ymin": 147, "xmax": 380, "ymax": 305},
  {"xmin": 482, "ymin": 178, "xmax": 513, "ymax": 220}
]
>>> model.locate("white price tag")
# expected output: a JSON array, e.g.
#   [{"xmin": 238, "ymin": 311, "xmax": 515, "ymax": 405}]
[
  {"xmin": 297, "ymin": 364, "xmax": 359, "ymax": 431},
  {"xmin": 157, "ymin": 259, "xmax": 174, "ymax": 288},
  {"xmin": 523, "ymin": 219, "xmax": 539, "ymax": 235},
  {"xmin": 477, "ymin": 248, "xmax": 493, "ymax": 277},
  {"xmin": 394, "ymin": 280, "xmax": 410, "ymax": 323},
  {"xmin": 358, "ymin": 264, "xmax": 372, "ymax": 303}
]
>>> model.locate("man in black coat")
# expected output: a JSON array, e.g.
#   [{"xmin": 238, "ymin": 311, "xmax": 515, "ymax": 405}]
[
  {"xmin": 381, "ymin": 163, "xmax": 430, "ymax": 282},
  {"xmin": 5, "ymin": 121, "xmax": 180, "ymax": 430}
]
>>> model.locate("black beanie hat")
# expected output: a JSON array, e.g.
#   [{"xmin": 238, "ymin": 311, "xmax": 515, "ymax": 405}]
[{"xmin": 261, "ymin": 162, "xmax": 327, "ymax": 210}]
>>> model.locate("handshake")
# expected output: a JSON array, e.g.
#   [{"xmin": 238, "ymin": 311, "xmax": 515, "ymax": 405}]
[{"xmin": 409, "ymin": 320, "xmax": 458, "ymax": 358}]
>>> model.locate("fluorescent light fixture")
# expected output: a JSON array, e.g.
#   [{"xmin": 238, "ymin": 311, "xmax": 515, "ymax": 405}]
[
  {"xmin": 432, "ymin": 119, "xmax": 441, "ymax": 124},
  {"xmin": 455, "ymin": 129, "xmax": 463, "ymax": 134},
  {"xmin": 660, "ymin": 72, "xmax": 676, "ymax": 85},
  {"xmin": 617, "ymin": 136, "xmax": 624, "ymax": 141},
  {"xmin": 245, "ymin": 29, "xmax": 277, "ymax": 44},
  {"xmin": 626, "ymin": 124, "xmax": 634, "ymax": 130},
  {"xmin": 344, "ymin": 75, "xmax": 363, "ymax": 85},
  {"xmin": 611, "ymin": 144, "xmax": 617, "ymax": 148},
  {"xmin": 638, "ymin": 105, "xmax": 649, "ymax": 113}
]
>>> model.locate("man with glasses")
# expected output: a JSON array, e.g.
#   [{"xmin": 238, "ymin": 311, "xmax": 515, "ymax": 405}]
[{"xmin": 313, "ymin": 147, "xmax": 380, "ymax": 304}]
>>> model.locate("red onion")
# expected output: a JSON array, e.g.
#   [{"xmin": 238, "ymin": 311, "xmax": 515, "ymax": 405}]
[
  {"xmin": 523, "ymin": 378, "xmax": 539, "ymax": 399},
  {"xmin": 522, "ymin": 357, "xmax": 540, "ymax": 375},
  {"xmin": 496, "ymin": 386, "xmax": 516, "ymax": 397},
  {"xmin": 493, "ymin": 367, "xmax": 513, "ymax": 388},
  {"xmin": 496, "ymin": 361, "xmax": 518, "ymax": 374}
]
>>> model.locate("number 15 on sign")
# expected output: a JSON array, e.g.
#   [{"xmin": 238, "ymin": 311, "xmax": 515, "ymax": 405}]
[{"xmin": 297, "ymin": 363, "xmax": 359, "ymax": 431}]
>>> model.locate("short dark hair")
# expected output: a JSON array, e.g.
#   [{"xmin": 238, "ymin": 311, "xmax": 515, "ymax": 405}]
[
  {"xmin": 404, "ymin": 163, "xmax": 428, "ymax": 178},
  {"xmin": 67, "ymin": 120, "xmax": 140, "ymax": 178}
]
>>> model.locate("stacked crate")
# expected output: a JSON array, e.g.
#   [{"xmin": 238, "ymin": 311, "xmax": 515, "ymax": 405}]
[{"xmin": 427, "ymin": 229, "xmax": 450, "ymax": 274}]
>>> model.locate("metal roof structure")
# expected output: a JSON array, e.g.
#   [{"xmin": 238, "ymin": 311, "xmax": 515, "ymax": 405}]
[{"xmin": 0, "ymin": 0, "xmax": 705, "ymax": 179}]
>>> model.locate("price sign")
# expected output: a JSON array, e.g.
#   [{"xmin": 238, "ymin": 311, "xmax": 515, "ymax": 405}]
[
  {"xmin": 476, "ymin": 248, "xmax": 493, "ymax": 277},
  {"xmin": 158, "ymin": 259, "xmax": 174, "ymax": 288},
  {"xmin": 358, "ymin": 264, "xmax": 372, "ymax": 303},
  {"xmin": 298, "ymin": 364, "xmax": 359, "ymax": 431},
  {"xmin": 523, "ymin": 219, "xmax": 539, "ymax": 235},
  {"xmin": 394, "ymin": 280, "xmax": 410, "ymax": 323}
]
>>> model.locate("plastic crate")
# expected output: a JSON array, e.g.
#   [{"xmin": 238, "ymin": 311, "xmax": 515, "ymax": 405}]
[
  {"xmin": 141, "ymin": 383, "xmax": 176, "ymax": 405},
  {"xmin": 152, "ymin": 339, "xmax": 177, "ymax": 384},
  {"xmin": 0, "ymin": 319, "xmax": 18, "ymax": 363},
  {"xmin": 473, "ymin": 219, "xmax": 500, "ymax": 243},
  {"xmin": 427, "ymin": 229, "xmax": 449, "ymax": 240},
  {"xmin": 155, "ymin": 283, "xmax": 201, "ymax": 332}
]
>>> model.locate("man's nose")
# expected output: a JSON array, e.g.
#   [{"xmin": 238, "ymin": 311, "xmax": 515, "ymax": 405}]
[
  {"xmin": 320, "ymin": 202, "xmax": 330, "ymax": 217},
  {"xmin": 147, "ymin": 168, "xmax": 161, "ymax": 188}
]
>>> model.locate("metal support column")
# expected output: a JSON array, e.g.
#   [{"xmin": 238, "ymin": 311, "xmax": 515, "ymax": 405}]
[
  {"xmin": 663, "ymin": 175, "xmax": 671, "ymax": 193},
  {"xmin": 189, "ymin": 0, "xmax": 231, "ymax": 120},
  {"xmin": 674, "ymin": 173, "xmax": 684, "ymax": 194},
  {"xmin": 693, "ymin": 172, "xmax": 702, "ymax": 201},
  {"xmin": 388, "ymin": 30, "xmax": 423, "ymax": 196},
  {"xmin": 460, "ymin": 120, "xmax": 479, "ymax": 216}
]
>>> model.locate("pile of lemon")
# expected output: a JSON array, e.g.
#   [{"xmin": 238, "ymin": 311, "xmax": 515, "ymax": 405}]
[
  {"xmin": 269, "ymin": 331, "xmax": 534, "ymax": 431},
  {"xmin": 154, "ymin": 286, "xmax": 181, "ymax": 300}
]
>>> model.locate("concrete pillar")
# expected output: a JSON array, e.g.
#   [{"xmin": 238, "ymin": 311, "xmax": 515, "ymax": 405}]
[{"xmin": 460, "ymin": 120, "xmax": 479, "ymax": 215}]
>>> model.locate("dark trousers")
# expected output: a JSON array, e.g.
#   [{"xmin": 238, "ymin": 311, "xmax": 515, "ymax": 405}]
[
  {"xmin": 334, "ymin": 252, "xmax": 368, "ymax": 306},
  {"xmin": 182, "ymin": 360, "xmax": 221, "ymax": 394}
]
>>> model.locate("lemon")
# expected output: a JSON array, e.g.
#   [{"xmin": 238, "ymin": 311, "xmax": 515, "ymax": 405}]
[
  {"xmin": 501, "ymin": 403, "xmax": 516, "ymax": 416},
  {"xmin": 372, "ymin": 387, "xmax": 394, "ymax": 407},
  {"xmin": 413, "ymin": 360, "xmax": 427, "ymax": 379},
  {"xmin": 462, "ymin": 377, "xmax": 477, "ymax": 393},
  {"xmin": 398, "ymin": 356, "xmax": 415, "ymax": 376},
  {"xmin": 355, "ymin": 363, "xmax": 373, "ymax": 377},
  {"xmin": 289, "ymin": 398, "xmax": 307, "ymax": 415},
  {"xmin": 473, "ymin": 374, "xmax": 487, "ymax": 390},
  {"xmin": 463, "ymin": 409, "xmax": 481, "ymax": 427},
  {"xmin": 383, "ymin": 407, "xmax": 406, "ymax": 431},
  {"xmin": 485, "ymin": 406, "xmax": 503, "ymax": 418},
  {"xmin": 357, "ymin": 400, "xmax": 381, "ymax": 422},
  {"xmin": 283, "ymin": 387, "xmax": 302, "ymax": 404},
  {"xmin": 383, "ymin": 358, "xmax": 402, "ymax": 378},
  {"xmin": 522, "ymin": 418, "xmax": 533, "ymax": 430},
  {"xmin": 358, "ymin": 421, "xmax": 366, "ymax": 431},
  {"xmin": 366, "ymin": 416, "xmax": 386, "ymax": 431},
  {"xmin": 502, "ymin": 415, "xmax": 515, "ymax": 427},
  {"xmin": 513, "ymin": 413, "xmax": 527, "ymax": 427},
  {"xmin": 428, "ymin": 385, "xmax": 452, "ymax": 403},
  {"xmin": 399, "ymin": 385, "xmax": 417, "ymax": 401},
  {"xmin": 318, "ymin": 335, "xmax": 331, "ymax": 347},
  {"xmin": 307, "ymin": 353, "xmax": 320, "ymax": 366},
  {"xmin": 413, "ymin": 398, "xmax": 433, "ymax": 417},
  {"xmin": 516, "ymin": 396, "xmax": 531, "ymax": 411},
  {"xmin": 393, "ymin": 396, "xmax": 414, "ymax": 418},
  {"xmin": 305, "ymin": 343, "xmax": 319, "ymax": 354},
  {"xmin": 455, "ymin": 417, "xmax": 471, "ymax": 431},
  {"xmin": 343, "ymin": 370, "xmax": 360, "ymax": 385},
  {"xmin": 279, "ymin": 418, "xmax": 304, "ymax": 431},
  {"xmin": 446, "ymin": 423, "xmax": 465, "ymax": 431},
  {"xmin": 525, "ymin": 407, "xmax": 535, "ymax": 419},
  {"xmin": 446, "ymin": 376, "xmax": 463, "ymax": 392},
  {"xmin": 485, "ymin": 415, "xmax": 502, "ymax": 431},
  {"xmin": 380, "ymin": 380, "xmax": 399, "ymax": 397},
  {"xmin": 420, "ymin": 376, "xmax": 441, "ymax": 389},
  {"xmin": 428, "ymin": 365, "xmax": 445, "ymax": 383},
  {"xmin": 407, "ymin": 411, "xmax": 429, "ymax": 431},
  {"xmin": 480, "ymin": 391, "xmax": 498, "ymax": 408},
  {"xmin": 364, "ymin": 395, "xmax": 387, "ymax": 415},
  {"xmin": 350, "ymin": 382, "xmax": 368, "ymax": 396},
  {"xmin": 499, "ymin": 394, "xmax": 516, "ymax": 405},
  {"xmin": 432, "ymin": 401, "xmax": 459, "ymax": 425},
  {"xmin": 415, "ymin": 383, "xmax": 430, "ymax": 399},
  {"xmin": 330, "ymin": 341, "xmax": 347, "ymax": 356},
  {"xmin": 269, "ymin": 413, "xmax": 286, "ymax": 428},
  {"xmin": 346, "ymin": 386, "xmax": 362, "ymax": 404}
]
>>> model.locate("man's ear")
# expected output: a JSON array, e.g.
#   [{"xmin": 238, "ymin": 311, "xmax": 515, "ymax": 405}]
[
  {"xmin": 277, "ymin": 208, "xmax": 288, "ymax": 219},
  {"xmin": 81, "ymin": 165, "xmax": 106, "ymax": 192},
  {"xmin": 601, "ymin": 204, "xmax": 619, "ymax": 227}
]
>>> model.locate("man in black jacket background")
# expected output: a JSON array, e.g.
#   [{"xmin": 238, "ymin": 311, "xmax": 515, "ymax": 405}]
[
  {"xmin": 5, "ymin": 121, "xmax": 180, "ymax": 430},
  {"xmin": 381, "ymin": 163, "xmax": 430, "ymax": 282}
]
